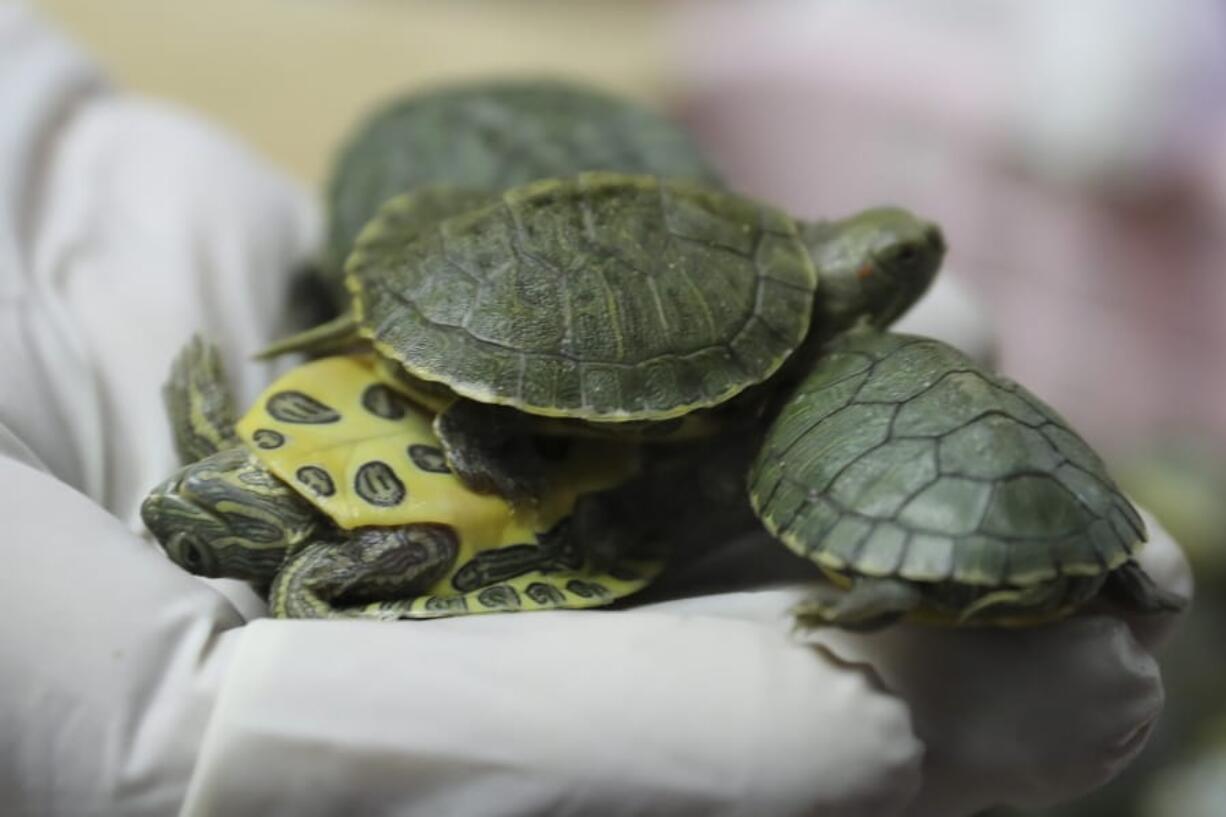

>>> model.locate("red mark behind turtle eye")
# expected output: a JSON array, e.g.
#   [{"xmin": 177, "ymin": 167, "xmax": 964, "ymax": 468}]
[{"xmin": 856, "ymin": 264, "xmax": 874, "ymax": 280}]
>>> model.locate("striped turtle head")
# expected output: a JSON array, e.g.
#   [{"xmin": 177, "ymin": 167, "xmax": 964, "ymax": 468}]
[
  {"xmin": 802, "ymin": 207, "xmax": 945, "ymax": 335},
  {"xmin": 141, "ymin": 448, "xmax": 316, "ymax": 581}
]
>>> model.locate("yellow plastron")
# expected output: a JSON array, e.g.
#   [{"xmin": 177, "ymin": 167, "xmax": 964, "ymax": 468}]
[{"xmin": 236, "ymin": 355, "xmax": 658, "ymax": 614}]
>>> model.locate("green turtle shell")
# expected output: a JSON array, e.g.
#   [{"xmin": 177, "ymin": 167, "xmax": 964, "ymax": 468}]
[
  {"xmin": 749, "ymin": 331, "xmax": 1145, "ymax": 588},
  {"xmin": 346, "ymin": 172, "xmax": 817, "ymax": 421},
  {"xmin": 325, "ymin": 78, "xmax": 722, "ymax": 275}
]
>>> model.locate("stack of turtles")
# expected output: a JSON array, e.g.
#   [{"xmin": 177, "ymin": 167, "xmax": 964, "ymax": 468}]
[
  {"xmin": 142, "ymin": 79, "xmax": 1181, "ymax": 628},
  {"xmin": 313, "ymin": 79, "xmax": 721, "ymax": 309}
]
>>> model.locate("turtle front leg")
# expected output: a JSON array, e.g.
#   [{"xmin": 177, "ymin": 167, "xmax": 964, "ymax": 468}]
[
  {"xmin": 794, "ymin": 577, "xmax": 924, "ymax": 631},
  {"xmin": 269, "ymin": 524, "xmax": 459, "ymax": 619},
  {"xmin": 433, "ymin": 399, "xmax": 550, "ymax": 503},
  {"xmin": 163, "ymin": 336, "xmax": 241, "ymax": 463}
]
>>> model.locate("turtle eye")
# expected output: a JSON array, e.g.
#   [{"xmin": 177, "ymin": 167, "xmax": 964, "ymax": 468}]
[
  {"xmin": 182, "ymin": 540, "xmax": 204, "ymax": 571},
  {"xmin": 898, "ymin": 246, "xmax": 919, "ymax": 265}
]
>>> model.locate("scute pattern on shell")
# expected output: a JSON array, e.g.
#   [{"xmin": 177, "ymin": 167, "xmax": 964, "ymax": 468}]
[
  {"xmin": 750, "ymin": 332, "xmax": 1146, "ymax": 588},
  {"xmin": 326, "ymin": 79, "xmax": 722, "ymax": 274},
  {"xmin": 349, "ymin": 173, "xmax": 817, "ymax": 420}
]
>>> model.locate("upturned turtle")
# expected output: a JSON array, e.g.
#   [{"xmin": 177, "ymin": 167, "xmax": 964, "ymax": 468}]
[
  {"xmin": 319, "ymin": 78, "xmax": 722, "ymax": 301},
  {"xmin": 141, "ymin": 339, "xmax": 660, "ymax": 619},
  {"xmin": 750, "ymin": 330, "xmax": 1186, "ymax": 629},
  {"xmin": 263, "ymin": 171, "xmax": 945, "ymax": 500}
]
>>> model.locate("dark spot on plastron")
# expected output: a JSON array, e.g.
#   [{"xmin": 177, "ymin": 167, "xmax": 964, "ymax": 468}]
[
  {"xmin": 565, "ymin": 579, "xmax": 610, "ymax": 599},
  {"xmin": 526, "ymin": 582, "xmax": 566, "ymax": 606},
  {"xmin": 476, "ymin": 584, "xmax": 522, "ymax": 610},
  {"xmin": 407, "ymin": 444, "xmax": 451, "ymax": 473},
  {"xmin": 252, "ymin": 429, "xmax": 286, "ymax": 449},
  {"xmin": 295, "ymin": 465, "xmax": 336, "ymax": 498},
  {"xmin": 266, "ymin": 391, "xmax": 341, "ymax": 424},
  {"xmin": 354, "ymin": 461, "xmax": 406, "ymax": 506},
  {"xmin": 425, "ymin": 595, "xmax": 468, "ymax": 614},
  {"xmin": 361, "ymin": 384, "xmax": 409, "ymax": 420}
]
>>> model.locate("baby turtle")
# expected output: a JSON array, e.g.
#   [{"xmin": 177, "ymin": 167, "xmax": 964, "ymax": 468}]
[
  {"xmin": 141, "ymin": 339, "xmax": 660, "ymax": 619},
  {"xmin": 750, "ymin": 330, "xmax": 1186, "ymax": 629},
  {"xmin": 321, "ymin": 78, "xmax": 721, "ymax": 291},
  {"xmin": 264, "ymin": 171, "xmax": 944, "ymax": 500}
]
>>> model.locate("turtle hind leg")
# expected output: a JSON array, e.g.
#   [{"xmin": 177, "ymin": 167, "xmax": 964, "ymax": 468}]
[
  {"xmin": 269, "ymin": 524, "xmax": 459, "ymax": 619},
  {"xmin": 433, "ymin": 399, "xmax": 549, "ymax": 503},
  {"xmin": 794, "ymin": 577, "xmax": 923, "ymax": 632},
  {"xmin": 163, "ymin": 336, "xmax": 241, "ymax": 464},
  {"xmin": 1103, "ymin": 560, "xmax": 1188, "ymax": 614}
]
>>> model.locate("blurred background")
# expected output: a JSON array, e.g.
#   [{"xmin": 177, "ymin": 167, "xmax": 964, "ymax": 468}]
[{"xmin": 36, "ymin": 1, "xmax": 1226, "ymax": 814}]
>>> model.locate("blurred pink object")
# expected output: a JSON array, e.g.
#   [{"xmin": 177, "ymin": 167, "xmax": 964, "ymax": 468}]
[{"xmin": 669, "ymin": 0, "xmax": 1226, "ymax": 453}]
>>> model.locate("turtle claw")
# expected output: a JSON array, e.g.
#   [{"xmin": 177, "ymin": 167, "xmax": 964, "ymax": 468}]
[{"xmin": 792, "ymin": 577, "xmax": 922, "ymax": 632}]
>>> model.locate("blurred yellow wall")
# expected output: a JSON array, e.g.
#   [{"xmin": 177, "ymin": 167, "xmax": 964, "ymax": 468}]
[{"xmin": 37, "ymin": 0, "xmax": 667, "ymax": 184}]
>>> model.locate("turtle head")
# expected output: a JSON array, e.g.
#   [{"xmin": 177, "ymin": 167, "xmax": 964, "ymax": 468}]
[
  {"xmin": 141, "ymin": 448, "xmax": 314, "ymax": 582},
  {"xmin": 802, "ymin": 207, "xmax": 945, "ymax": 337}
]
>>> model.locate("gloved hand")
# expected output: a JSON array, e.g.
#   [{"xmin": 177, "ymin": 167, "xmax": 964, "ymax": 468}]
[{"xmin": 0, "ymin": 9, "xmax": 1191, "ymax": 816}]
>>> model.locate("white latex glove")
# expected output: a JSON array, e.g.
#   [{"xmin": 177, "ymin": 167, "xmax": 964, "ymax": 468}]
[{"xmin": 0, "ymin": 9, "xmax": 1191, "ymax": 816}]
